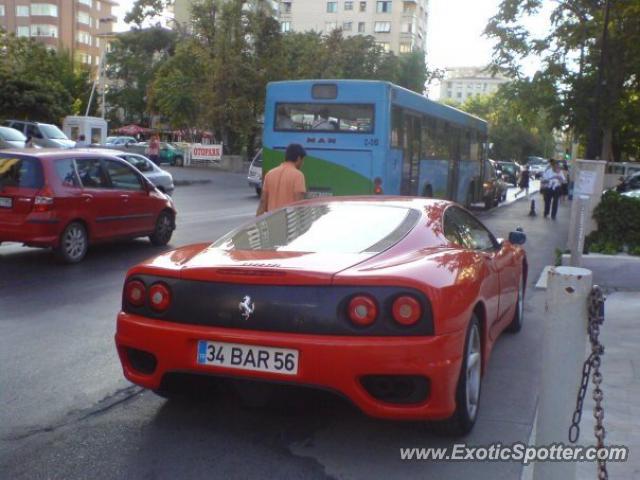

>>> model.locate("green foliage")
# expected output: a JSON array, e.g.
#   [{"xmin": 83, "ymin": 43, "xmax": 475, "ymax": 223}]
[
  {"xmin": 485, "ymin": 1, "xmax": 640, "ymax": 161},
  {"xmin": 105, "ymin": 26, "xmax": 177, "ymax": 125},
  {"xmin": 0, "ymin": 30, "xmax": 94, "ymax": 123},
  {"xmin": 129, "ymin": 0, "xmax": 431, "ymax": 154},
  {"xmin": 454, "ymin": 81, "xmax": 556, "ymax": 161},
  {"xmin": 585, "ymin": 191, "xmax": 640, "ymax": 255}
]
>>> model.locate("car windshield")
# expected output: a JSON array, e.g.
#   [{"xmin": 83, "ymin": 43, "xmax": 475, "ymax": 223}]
[
  {"xmin": 0, "ymin": 155, "xmax": 44, "ymax": 189},
  {"xmin": 0, "ymin": 127, "xmax": 26, "ymax": 141},
  {"xmin": 500, "ymin": 163, "xmax": 518, "ymax": 174},
  {"xmin": 38, "ymin": 124, "xmax": 68, "ymax": 140},
  {"xmin": 213, "ymin": 203, "xmax": 420, "ymax": 254}
]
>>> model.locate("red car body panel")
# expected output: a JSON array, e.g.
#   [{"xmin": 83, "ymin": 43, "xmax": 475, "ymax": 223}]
[
  {"xmin": 115, "ymin": 197, "xmax": 527, "ymax": 420},
  {"xmin": 0, "ymin": 150, "xmax": 175, "ymax": 249}
]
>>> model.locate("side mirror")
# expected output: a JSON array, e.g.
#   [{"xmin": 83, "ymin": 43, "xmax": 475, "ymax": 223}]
[{"xmin": 509, "ymin": 231, "xmax": 527, "ymax": 245}]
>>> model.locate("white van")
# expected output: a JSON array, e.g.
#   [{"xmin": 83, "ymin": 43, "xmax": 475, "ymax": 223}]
[{"xmin": 4, "ymin": 120, "xmax": 76, "ymax": 148}]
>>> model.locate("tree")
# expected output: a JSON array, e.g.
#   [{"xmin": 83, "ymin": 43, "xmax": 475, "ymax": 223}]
[
  {"xmin": 454, "ymin": 82, "xmax": 557, "ymax": 162},
  {"xmin": 105, "ymin": 26, "xmax": 177, "ymax": 126},
  {"xmin": 485, "ymin": 0, "xmax": 640, "ymax": 161},
  {"xmin": 0, "ymin": 30, "xmax": 93, "ymax": 122}
]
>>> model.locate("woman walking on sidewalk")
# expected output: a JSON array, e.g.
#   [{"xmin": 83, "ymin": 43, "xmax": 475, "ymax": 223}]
[
  {"xmin": 515, "ymin": 165, "xmax": 530, "ymax": 198},
  {"xmin": 542, "ymin": 160, "xmax": 565, "ymax": 219}
]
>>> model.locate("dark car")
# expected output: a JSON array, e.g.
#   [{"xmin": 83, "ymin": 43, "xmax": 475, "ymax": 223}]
[
  {"xmin": 615, "ymin": 171, "xmax": 640, "ymax": 193},
  {"xmin": 484, "ymin": 160, "xmax": 509, "ymax": 209},
  {"xmin": 0, "ymin": 150, "xmax": 176, "ymax": 263},
  {"xmin": 493, "ymin": 161, "xmax": 521, "ymax": 186}
]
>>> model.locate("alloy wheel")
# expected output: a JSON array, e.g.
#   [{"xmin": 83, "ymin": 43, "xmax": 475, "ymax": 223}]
[{"xmin": 465, "ymin": 324, "xmax": 481, "ymax": 421}]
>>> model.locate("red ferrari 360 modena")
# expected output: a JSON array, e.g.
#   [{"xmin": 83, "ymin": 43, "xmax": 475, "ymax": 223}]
[{"xmin": 115, "ymin": 197, "xmax": 527, "ymax": 435}]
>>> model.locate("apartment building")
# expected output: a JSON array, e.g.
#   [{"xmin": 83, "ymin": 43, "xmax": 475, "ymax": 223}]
[
  {"xmin": 277, "ymin": 0, "xmax": 428, "ymax": 53},
  {"xmin": 439, "ymin": 66, "xmax": 510, "ymax": 103},
  {"xmin": 0, "ymin": 0, "xmax": 116, "ymax": 67}
]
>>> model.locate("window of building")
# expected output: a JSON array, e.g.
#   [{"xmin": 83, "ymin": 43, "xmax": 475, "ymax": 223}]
[
  {"xmin": 343, "ymin": 21, "xmax": 352, "ymax": 31},
  {"xmin": 377, "ymin": 42, "xmax": 390, "ymax": 52},
  {"xmin": 446, "ymin": 90, "xmax": 452, "ymax": 97},
  {"xmin": 376, "ymin": 1, "xmax": 392, "ymax": 13},
  {"xmin": 344, "ymin": 1, "xmax": 353, "ymax": 10},
  {"xmin": 0, "ymin": 5, "xmax": 5, "ymax": 16},
  {"xmin": 31, "ymin": 24, "xmax": 58, "ymax": 37},
  {"xmin": 456, "ymin": 92, "xmax": 462, "ymax": 99},
  {"xmin": 374, "ymin": 21, "xmax": 391, "ymax": 33},
  {"xmin": 77, "ymin": 31, "xmax": 91, "ymax": 44},
  {"xmin": 327, "ymin": 1, "xmax": 337, "ymax": 13},
  {"xmin": 402, "ymin": 22, "xmax": 412, "ymax": 33},
  {"xmin": 96, "ymin": 1, "xmax": 101, "ymax": 11},
  {"xmin": 358, "ymin": 22, "xmax": 365, "ymax": 32},
  {"xmin": 16, "ymin": 26, "xmax": 30, "ymax": 37},
  {"xmin": 79, "ymin": 0, "xmax": 93, "ymax": 7},
  {"xmin": 77, "ymin": 11, "xmax": 91, "ymax": 25},
  {"xmin": 281, "ymin": 21, "xmax": 291, "ymax": 32},
  {"xmin": 16, "ymin": 5, "xmax": 29, "ymax": 16},
  {"xmin": 402, "ymin": 1, "xmax": 415, "ymax": 13},
  {"xmin": 282, "ymin": 1, "xmax": 291, "ymax": 13},
  {"xmin": 359, "ymin": 1, "xmax": 367, "ymax": 12},
  {"xmin": 399, "ymin": 43, "xmax": 411, "ymax": 53},
  {"xmin": 31, "ymin": 3, "xmax": 59, "ymax": 16},
  {"xmin": 325, "ymin": 21, "xmax": 338, "ymax": 31}
]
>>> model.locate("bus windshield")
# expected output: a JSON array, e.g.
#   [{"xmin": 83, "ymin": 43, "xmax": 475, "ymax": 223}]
[{"xmin": 275, "ymin": 103, "xmax": 374, "ymax": 133}]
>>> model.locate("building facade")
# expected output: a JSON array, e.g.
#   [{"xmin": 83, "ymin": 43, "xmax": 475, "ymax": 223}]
[
  {"xmin": 277, "ymin": 0, "xmax": 428, "ymax": 53},
  {"xmin": 0, "ymin": 0, "xmax": 116, "ymax": 67},
  {"xmin": 439, "ymin": 66, "xmax": 510, "ymax": 103}
]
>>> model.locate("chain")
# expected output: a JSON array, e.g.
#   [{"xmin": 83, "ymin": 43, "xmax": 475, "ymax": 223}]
[{"xmin": 568, "ymin": 285, "xmax": 607, "ymax": 479}]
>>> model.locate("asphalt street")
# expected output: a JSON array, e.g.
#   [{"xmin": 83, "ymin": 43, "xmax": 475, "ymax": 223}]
[{"xmin": 0, "ymin": 168, "xmax": 571, "ymax": 480}]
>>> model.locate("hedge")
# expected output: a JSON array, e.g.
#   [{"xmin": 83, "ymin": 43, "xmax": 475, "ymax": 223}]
[{"xmin": 586, "ymin": 191, "xmax": 640, "ymax": 255}]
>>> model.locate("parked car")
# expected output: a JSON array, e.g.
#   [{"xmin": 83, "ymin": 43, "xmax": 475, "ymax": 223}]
[
  {"xmin": 484, "ymin": 160, "xmax": 508, "ymax": 209},
  {"xmin": 493, "ymin": 160, "xmax": 521, "ymax": 186},
  {"xmin": 248, "ymin": 149, "xmax": 263, "ymax": 196},
  {"xmin": 622, "ymin": 189, "xmax": 640, "ymax": 199},
  {"xmin": 4, "ymin": 120, "xmax": 75, "ymax": 149},
  {"xmin": 115, "ymin": 197, "xmax": 527, "ymax": 436},
  {"xmin": 0, "ymin": 126, "xmax": 27, "ymax": 149},
  {"xmin": 137, "ymin": 142, "xmax": 184, "ymax": 166},
  {"xmin": 0, "ymin": 150, "xmax": 176, "ymax": 263},
  {"xmin": 526, "ymin": 156, "xmax": 548, "ymax": 179},
  {"xmin": 615, "ymin": 171, "xmax": 640, "ymax": 193},
  {"xmin": 91, "ymin": 149, "xmax": 175, "ymax": 195},
  {"xmin": 105, "ymin": 136, "xmax": 138, "ymax": 147}
]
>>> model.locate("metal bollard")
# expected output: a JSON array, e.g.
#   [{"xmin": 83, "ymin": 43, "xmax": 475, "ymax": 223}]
[{"xmin": 533, "ymin": 266, "xmax": 593, "ymax": 480}]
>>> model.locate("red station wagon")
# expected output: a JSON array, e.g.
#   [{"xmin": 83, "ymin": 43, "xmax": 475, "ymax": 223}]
[{"xmin": 0, "ymin": 150, "xmax": 177, "ymax": 263}]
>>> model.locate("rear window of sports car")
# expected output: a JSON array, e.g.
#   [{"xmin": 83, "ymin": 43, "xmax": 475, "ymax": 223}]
[{"xmin": 214, "ymin": 204, "xmax": 420, "ymax": 254}]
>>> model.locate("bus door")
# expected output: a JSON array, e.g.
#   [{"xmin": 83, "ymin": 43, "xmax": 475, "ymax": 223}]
[
  {"xmin": 447, "ymin": 124, "xmax": 461, "ymax": 201},
  {"xmin": 400, "ymin": 113, "xmax": 421, "ymax": 196}
]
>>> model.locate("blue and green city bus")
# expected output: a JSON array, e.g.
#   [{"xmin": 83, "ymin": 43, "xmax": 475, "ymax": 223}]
[{"xmin": 263, "ymin": 80, "xmax": 489, "ymax": 206}]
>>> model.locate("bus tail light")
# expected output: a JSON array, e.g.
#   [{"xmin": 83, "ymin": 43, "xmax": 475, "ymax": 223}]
[{"xmin": 374, "ymin": 177, "xmax": 383, "ymax": 195}]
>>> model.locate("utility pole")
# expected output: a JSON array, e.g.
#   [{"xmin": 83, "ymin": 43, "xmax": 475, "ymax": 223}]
[{"xmin": 585, "ymin": 0, "xmax": 612, "ymax": 160}]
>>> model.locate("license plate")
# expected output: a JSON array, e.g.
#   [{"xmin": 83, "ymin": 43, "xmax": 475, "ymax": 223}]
[
  {"xmin": 197, "ymin": 340, "xmax": 299, "ymax": 375},
  {"xmin": 0, "ymin": 197, "xmax": 12, "ymax": 208}
]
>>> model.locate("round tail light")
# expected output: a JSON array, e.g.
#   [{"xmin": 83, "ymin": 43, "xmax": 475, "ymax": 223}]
[
  {"xmin": 392, "ymin": 296, "xmax": 422, "ymax": 326},
  {"xmin": 148, "ymin": 282, "xmax": 172, "ymax": 312},
  {"xmin": 348, "ymin": 295, "xmax": 378, "ymax": 326},
  {"xmin": 125, "ymin": 280, "xmax": 146, "ymax": 307}
]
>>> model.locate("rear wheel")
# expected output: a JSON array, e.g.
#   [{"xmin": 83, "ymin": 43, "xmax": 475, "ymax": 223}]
[
  {"xmin": 429, "ymin": 315, "xmax": 482, "ymax": 436},
  {"xmin": 149, "ymin": 211, "xmax": 174, "ymax": 246},
  {"xmin": 506, "ymin": 271, "xmax": 525, "ymax": 333},
  {"xmin": 56, "ymin": 221, "xmax": 88, "ymax": 264},
  {"xmin": 255, "ymin": 186, "xmax": 262, "ymax": 197}
]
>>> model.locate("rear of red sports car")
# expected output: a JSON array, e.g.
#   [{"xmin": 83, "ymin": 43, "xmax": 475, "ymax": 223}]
[{"xmin": 115, "ymin": 199, "xmax": 523, "ymax": 433}]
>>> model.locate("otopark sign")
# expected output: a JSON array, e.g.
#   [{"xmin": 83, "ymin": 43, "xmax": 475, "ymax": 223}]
[{"xmin": 190, "ymin": 144, "xmax": 223, "ymax": 163}]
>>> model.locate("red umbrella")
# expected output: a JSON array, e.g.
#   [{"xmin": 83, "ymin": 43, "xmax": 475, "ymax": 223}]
[{"xmin": 116, "ymin": 124, "xmax": 148, "ymax": 135}]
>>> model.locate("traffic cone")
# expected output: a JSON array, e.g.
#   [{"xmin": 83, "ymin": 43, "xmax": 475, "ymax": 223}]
[{"xmin": 528, "ymin": 198, "xmax": 536, "ymax": 216}]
